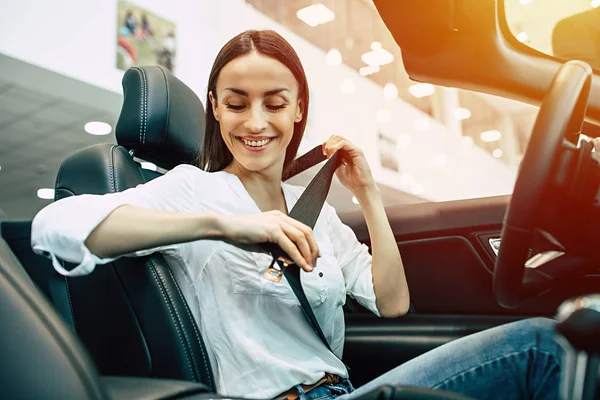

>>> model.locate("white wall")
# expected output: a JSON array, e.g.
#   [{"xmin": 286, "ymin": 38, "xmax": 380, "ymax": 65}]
[
  {"xmin": 0, "ymin": 0, "xmax": 517, "ymax": 201},
  {"xmin": 0, "ymin": 0, "xmax": 219, "ymax": 96}
]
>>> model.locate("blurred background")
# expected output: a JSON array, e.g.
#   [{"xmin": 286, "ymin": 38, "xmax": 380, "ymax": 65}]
[{"xmin": 0, "ymin": 0, "xmax": 547, "ymax": 221}]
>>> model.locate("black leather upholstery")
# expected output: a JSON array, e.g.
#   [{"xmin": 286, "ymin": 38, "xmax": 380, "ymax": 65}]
[
  {"xmin": 1, "ymin": 221, "xmax": 78, "ymax": 330},
  {"xmin": 55, "ymin": 144, "xmax": 146, "ymax": 199},
  {"xmin": 52, "ymin": 153, "xmax": 214, "ymax": 386},
  {"xmin": 25, "ymin": 66, "xmax": 215, "ymax": 389},
  {"xmin": 102, "ymin": 377, "xmax": 210, "ymax": 400},
  {"xmin": 0, "ymin": 232, "xmax": 216, "ymax": 399},
  {"xmin": 0, "ymin": 237, "xmax": 109, "ymax": 400},
  {"xmin": 115, "ymin": 66, "xmax": 204, "ymax": 170}
]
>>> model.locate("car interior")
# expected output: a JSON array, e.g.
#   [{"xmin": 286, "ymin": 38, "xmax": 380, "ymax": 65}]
[{"xmin": 1, "ymin": 0, "xmax": 600, "ymax": 399}]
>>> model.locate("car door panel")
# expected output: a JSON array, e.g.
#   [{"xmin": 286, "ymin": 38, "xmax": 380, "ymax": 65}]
[
  {"xmin": 340, "ymin": 195, "xmax": 599, "ymax": 386},
  {"xmin": 343, "ymin": 314, "xmax": 523, "ymax": 387},
  {"xmin": 341, "ymin": 195, "xmax": 600, "ymax": 316}
]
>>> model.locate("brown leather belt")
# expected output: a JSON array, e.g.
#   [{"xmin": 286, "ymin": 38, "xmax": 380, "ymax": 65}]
[{"xmin": 274, "ymin": 373, "xmax": 341, "ymax": 400}]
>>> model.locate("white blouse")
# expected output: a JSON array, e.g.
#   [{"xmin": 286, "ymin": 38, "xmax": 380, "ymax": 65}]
[{"xmin": 31, "ymin": 164, "xmax": 381, "ymax": 399}]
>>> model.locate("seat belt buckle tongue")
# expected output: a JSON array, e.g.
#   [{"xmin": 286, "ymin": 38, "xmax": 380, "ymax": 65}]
[
  {"xmin": 264, "ymin": 267, "xmax": 283, "ymax": 282},
  {"xmin": 264, "ymin": 257, "xmax": 291, "ymax": 282}
]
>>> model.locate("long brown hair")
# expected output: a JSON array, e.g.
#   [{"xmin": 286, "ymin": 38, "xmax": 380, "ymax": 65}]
[{"xmin": 198, "ymin": 30, "xmax": 310, "ymax": 177}]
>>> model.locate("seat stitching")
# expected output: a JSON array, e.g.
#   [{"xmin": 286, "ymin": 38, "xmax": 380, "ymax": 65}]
[
  {"xmin": 148, "ymin": 258, "xmax": 198, "ymax": 382},
  {"xmin": 108, "ymin": 145, "xmax": 116, "ymax": 192},
  {"xmin": 139, "ymin": 67, "xmax": 148, "ymax": 144},
  {"xmin": 110, "ymin": 146, "xmax": 120, "ymax": 192},
  {"xmin": 158, "ymin": 67, "xmax": 170, "ymax": 144},
  {"xmin": 61, "ymin": 263, "xmax": 77, "ymax": 331},
  {"xmin": 152, "ymin": 261, "xmax": 201, "ymax": 381},
  {"xmin": 164, "ymin": 266, "xmax": 215, "ymax": 389},
  {"xmin": 130, "ymin": 67, "xmax": 145, "ymax": 144}
]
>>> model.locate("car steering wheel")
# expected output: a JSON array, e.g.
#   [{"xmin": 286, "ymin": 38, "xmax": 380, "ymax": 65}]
[{"xmin": 494, "ymin": 60, "xmax": 593, "ymax": 308}]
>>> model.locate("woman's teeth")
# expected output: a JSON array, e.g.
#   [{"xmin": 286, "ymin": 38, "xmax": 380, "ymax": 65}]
[{"xmin": 241, "ymin": 138, "xmax": 272, "ymax": 147}]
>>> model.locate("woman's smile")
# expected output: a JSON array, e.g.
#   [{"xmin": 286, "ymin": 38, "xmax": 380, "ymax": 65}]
[{"xmin": 236, "ymin": 136, "xmax": 277, "ymax": 152}]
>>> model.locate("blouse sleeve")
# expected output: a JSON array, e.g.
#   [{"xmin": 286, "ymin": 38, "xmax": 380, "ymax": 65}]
[
  {"xmin": 324, "ymin": 203, "xmax": 381, "ymax": 317},
  {"xmin": 31, "ymin": 164, "xmax": 200, "ymax": 277}
]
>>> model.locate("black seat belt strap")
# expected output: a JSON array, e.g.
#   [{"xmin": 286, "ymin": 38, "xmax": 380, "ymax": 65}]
[{"xmin": 260, "ymin": 145, "xmax": 346, "ymax": 367}]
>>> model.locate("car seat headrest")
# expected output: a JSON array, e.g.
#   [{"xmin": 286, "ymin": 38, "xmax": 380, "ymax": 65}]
[{"xmin": 115, "ymin": 66, "xmax": 204, "ymax": 170}]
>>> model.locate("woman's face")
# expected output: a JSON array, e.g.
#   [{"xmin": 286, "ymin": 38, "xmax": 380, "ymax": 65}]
[{"xmin": 209, "ymin": 52, "xmax": 303, "ymax": 176}]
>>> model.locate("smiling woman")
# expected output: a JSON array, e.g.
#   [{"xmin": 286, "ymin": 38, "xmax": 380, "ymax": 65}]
[
  {"xmin": 200, "ymin": 30, "xmax": 309, "ymax": 179},
  {"xmin": 208, "ymin": 52, "xmax": 303, "ymax": 179}
]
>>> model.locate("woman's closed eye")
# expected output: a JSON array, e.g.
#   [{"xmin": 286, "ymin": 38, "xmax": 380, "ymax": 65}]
[
  {"xmin": 225, "ymin": 102, "xmax": 245, "ymax": 111},
  {"xmin": 224, "ymin": 102, "xmax": 288, "ymax": 112},
  {"xmin": 266, "ymin": 103, "xmax": 287, "ymax": 111}
]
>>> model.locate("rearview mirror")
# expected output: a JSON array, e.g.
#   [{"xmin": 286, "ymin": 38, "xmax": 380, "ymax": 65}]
[{"xmin": 502, "ymin": 0, "xmax": 600, "ymax": 71}]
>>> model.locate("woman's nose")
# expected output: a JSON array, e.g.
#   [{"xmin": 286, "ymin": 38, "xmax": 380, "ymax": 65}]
[{"xmin": 244, "ymin": 104, "xmax": 268, "ymax": 133}]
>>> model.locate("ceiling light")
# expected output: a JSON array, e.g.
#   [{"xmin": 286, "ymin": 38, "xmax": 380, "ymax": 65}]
[
  {"xmin": 432, "ymin": 153, "xmax": 447, "ymax": 167},
  {"xmin": 361, "ymin": 47, "xmax": 394, "ymax": 67},
  {"xmin": 141, "ymin": 162, "xmax": 157, "ymax": 171},
  {"xmin": 415, "ymin": 118, "xmax": 430, "ymax": 132},
  {"xmin": 411, "ymin": 183, "xmax": 424, "ymax": 195},
  {"xmin": 351, "ymin": 196, "xmax": 359, "ymax": 205},
  {"xmin": 85, "ymin": 121, "xmax": 112, "ymax": 136},
  {"xmin": 340, "ymin": 78, "xmax": 356, "ymax": 94},
  {"xmin": 383, "ymin": 83, "xmax": 398, "ymax": 100},
  {"xmin": 592, "ymin": 0, "xmax": 600, "ymax": 7},
  {"xmin": 359, "ymin": 65, "xmax": 380, "ymax": 76},
  {"xmin": 326, "ymin": 48, "xmax": 342, "ymax": 66},
  {"xmin": 454, "ymin": 107, "xmax": 471, "ymax": 120},
  {"xmin": 371, "ymin": 41, "xmax": 382, "ymax": 51},
  {"xmin": 463, "ymin": 136, "xmax": 474, "ymax": 146},
  {"xmin": 409, "ymin": 83, "xmax": 435, "ymax": 98},
  {"xmin": 296, "ymin": 3, "xmax": 335, "ymax": 27},
  {"xmin": 519, "ymin": 0, "xmax": 532, "ymax": 4},
  {"xmin": 493, "ymin": 149, "xmax": 503, "ymax": 158},
  {"xmin": 37, "ymin": 188, "xmax": 55, "ymax": 200},
  {"xmin": 516, "ymin": 32, "xmax": 528, "ymax": 43},
  {"xmin": 400, "ymin": 173, "xmax": 414, "ymax": 186},
  {"xmin": 480, "ymin": 129, "xmax": 502, "ymax": 143},
  {"xmin": 376, "ymin": 109, "xmax": 391, "ymax": 124}
]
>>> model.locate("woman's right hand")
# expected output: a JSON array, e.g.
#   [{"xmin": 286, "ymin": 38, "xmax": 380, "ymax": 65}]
[{"xmin": 217, "ymin": 211, "xmax": 320, "ymax": 272}]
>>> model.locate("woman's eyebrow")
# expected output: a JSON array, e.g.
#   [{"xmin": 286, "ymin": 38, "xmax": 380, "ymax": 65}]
[{"xmin": 223, "ymin": 88, "xmax": 290, "ymax": 96}]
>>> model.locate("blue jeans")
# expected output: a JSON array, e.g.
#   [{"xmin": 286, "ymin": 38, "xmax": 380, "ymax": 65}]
[{"xmin": 301, "ymin": 318, "xmax": 562, "ymax": 400}]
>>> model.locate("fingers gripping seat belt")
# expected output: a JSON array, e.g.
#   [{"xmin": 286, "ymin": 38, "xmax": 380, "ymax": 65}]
[{"xmin": 258, "ymin": 145, "xmax": 347, "ymax": 368}]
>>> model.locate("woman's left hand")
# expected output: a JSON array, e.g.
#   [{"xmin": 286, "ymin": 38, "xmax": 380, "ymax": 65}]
[{"xmin": 322, "ymin": 135, "xmax": 376, "ymax": 195}]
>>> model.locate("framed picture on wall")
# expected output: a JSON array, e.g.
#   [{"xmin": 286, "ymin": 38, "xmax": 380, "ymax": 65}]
[
  {"xmin": 378, "ymin": 131, "xmax": 399, "ymax": 172},
  {"xmin": 116, "ymin": 0, "xmax": 177, "ymax": 73}
]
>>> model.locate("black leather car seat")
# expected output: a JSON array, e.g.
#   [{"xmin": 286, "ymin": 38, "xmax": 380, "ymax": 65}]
[
  {"xmin": 34, "ymin": 66, "xmax": 215, "ymax": 388},
  {"xmin": 0, "ymin": 233, "xmax": 223, "ymax": 400},
  {"xmin": 0, "ymin": 235, "xmax": 108, "ymax": 399}
]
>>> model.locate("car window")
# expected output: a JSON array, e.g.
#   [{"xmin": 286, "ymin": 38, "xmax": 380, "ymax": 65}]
[{"xmin": 0, "ymin": 0, "xmax": 540, "ymax": 221}]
